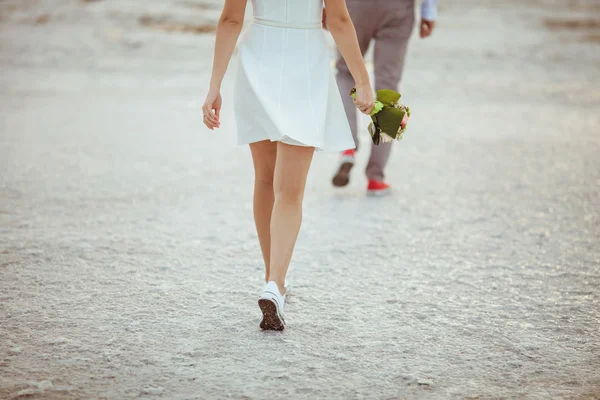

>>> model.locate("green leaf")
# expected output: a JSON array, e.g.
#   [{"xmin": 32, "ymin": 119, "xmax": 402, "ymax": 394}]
[
  {"xmin": 376, "ymin": 90, "xmax": 401, "ymax": 106},
  {"xmin": 370, "ymin": 101, "xmax": 384, "ymax": 116},
  {"xmin": 376, "ymin": 107, "xmax": 406, "ymax": 139}
]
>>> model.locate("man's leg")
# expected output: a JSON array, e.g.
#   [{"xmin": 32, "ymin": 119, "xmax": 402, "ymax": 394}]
[
  {"xmin": 332, "ymin": 1, "xmax": 375, "ymax": 187},
  {"xmin": 366, "ymin": 0, "xmax": 415, "ymax": 183}
]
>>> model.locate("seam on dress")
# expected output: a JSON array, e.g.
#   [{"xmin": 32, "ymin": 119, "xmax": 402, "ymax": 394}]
[
  {"xmin": 278, "ymin": 29, "xmax": 287, "ymax": 119},
  {"xmin": 259, "ymin": 22, "xmax": 265, "ymax": 80},
  {"xmin": 306, "ymin": 30, "xmax": 318, "ymax": 145}
]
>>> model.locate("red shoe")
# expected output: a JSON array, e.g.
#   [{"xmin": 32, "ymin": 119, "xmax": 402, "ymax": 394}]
[
  {"xmin": 332, "ymin": 149, "xmax": 355, "ymax": 187},
  {"xmin": 367, "ymin": 180, "xmax": 391, "ymax": 196},
  {"xmin": 340, "ymin": 149, "xmax": 356, "ymax": 162}
]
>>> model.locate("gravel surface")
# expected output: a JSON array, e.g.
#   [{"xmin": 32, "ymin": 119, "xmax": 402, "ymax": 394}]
[{"xmin": 1, "ymin": 0, "xmax": 599, "ymax": 399}]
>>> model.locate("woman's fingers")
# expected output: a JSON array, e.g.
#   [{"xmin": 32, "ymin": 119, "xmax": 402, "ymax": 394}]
[
  {"xmin": 207, "ymin": 113, "xmax": 219, "ymax": 126},
  {"xmin": 203, "ymin": 113, "xmax": 218, "ymax": 129},
  {"xmin": 203, "ymin": 104, "xmax": 219, "ymax": 124},
  {"xmin": 204, "ymin": 117, "xmax": 218, "ymax": 130},
  {"xmin": 354, "ymin": 99, "xmax": 374, "ymax": 115},
  {"xmin": 202, "ymin": 103, "xmax": 220, "ymax": 129},
  {"xmin": 203, "ymin": 115, "xmax": 217, "ymax": 130},
  {"xmin": 202, "ymin": 116, "xmax": 215, "ymax": 130}
]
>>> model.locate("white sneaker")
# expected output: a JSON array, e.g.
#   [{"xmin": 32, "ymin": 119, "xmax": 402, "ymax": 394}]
[
  {"xmin": 258, "ymin": 281, "xmax": 286, "ymax": 331},
  {"xmin": 284, "ymin": 279, "xmax": 291, "ymax": 296},
  {"xmin": 259, "ymin": 280, "xmax": 290, "ymax": 295}
]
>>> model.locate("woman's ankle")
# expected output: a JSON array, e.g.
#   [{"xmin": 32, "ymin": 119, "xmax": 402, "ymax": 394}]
[{"xmin": 266, "ymin": 277, "xmax": 286, "ymax": 295}]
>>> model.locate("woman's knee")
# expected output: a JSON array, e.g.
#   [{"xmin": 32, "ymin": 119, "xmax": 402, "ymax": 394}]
[
  {"xmin": 274, "ymin": 184, "xmax": 304, "ymax": 205},
  {"xmin": 253, "ymin": 160, "xmax": 276, "ymax": 188},
  {"xmin": 250, "ymin": 141, "xmax": 277, "ymax": 188},
  {"xmin": 255, "ymin": 175, "xmax": 274, "ymax": 190},
  {"xmin": 255, "ymin": 166, "xmax": 274, "ymax": 188}
]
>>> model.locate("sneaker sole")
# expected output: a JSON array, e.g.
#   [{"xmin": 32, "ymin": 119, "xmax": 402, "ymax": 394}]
[
  {"xmin": 367, "ymin": 188, "xmax": 391, "ymax": 197},
  {"xmin": 258, "ymin": 298, "xmax": 285, "ymax": 331},
  {"xmin": 332, "ymin": 162, "xmax": 354, "ymax": 187}
]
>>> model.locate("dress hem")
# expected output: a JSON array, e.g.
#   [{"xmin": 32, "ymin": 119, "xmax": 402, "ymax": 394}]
[{"xmin": 238, "ymin": 137, "xmax": 355, "ymax": 153}]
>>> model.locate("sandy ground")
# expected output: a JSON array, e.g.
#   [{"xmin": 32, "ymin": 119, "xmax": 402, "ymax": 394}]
[{"xmin": 1, "ymin": 0, "xmax": 600, "ymax": 399}]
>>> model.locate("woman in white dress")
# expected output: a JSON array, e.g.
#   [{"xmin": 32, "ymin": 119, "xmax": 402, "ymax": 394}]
[{"xmin": 203, "ymin": 0, "xmax": 374, "ymax": 330}]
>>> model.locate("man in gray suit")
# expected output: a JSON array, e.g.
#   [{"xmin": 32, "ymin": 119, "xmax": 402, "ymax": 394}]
[{"xmin": 327, "ymin": 0, "xmax": 437, "ymax": 195}]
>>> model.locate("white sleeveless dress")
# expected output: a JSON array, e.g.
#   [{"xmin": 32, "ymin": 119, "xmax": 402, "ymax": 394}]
[{"xmin": 234, "ymin": 0, "xmax": 355, "ymax": 152}]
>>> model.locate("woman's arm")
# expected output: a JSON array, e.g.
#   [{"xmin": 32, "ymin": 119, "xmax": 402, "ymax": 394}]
[
  {"xmin": 324, "ymin": 0, "xmax": 374, "ymax": 115},
  {"xmin": 203, "ymin": 0, "xmax": 247, "ymax": 130}
]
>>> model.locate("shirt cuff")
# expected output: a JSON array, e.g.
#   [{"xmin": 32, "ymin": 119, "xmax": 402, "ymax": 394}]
[{"xmin": 421, "ymin": 1, "xmax": 437, "ymax": 21}]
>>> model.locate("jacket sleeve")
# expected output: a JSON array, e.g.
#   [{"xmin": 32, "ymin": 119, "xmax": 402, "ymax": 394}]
[{"xmin": 421, "ymin": 0, "xmax": 438, "ymax": 20}]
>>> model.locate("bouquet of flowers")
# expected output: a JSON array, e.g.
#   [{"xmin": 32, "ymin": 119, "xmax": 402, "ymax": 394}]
[{"xmin": 350, "ymin": 88, "xmax": 411, "ymax": 145}]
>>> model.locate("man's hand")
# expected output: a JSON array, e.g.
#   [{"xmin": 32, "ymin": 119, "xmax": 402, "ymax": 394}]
[
  {"xmin": 420, "ymin": 19, "xmax": 435, "ymax": 38},
  {"xmin": 322, "ymin": 8, "xmax": 328, "ymax": 30}
]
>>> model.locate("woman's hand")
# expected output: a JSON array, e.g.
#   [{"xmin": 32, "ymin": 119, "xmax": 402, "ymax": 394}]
[
  {"xmin": 353, "ymin": 84, "xmax": 375, "ymax": 115},
  {"xmin": 202, "ymin": 87, "xmax": 222, "ymax": 130}
]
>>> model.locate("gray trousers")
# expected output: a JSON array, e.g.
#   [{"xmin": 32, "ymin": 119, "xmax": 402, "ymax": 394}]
[{"xmin": 336, "ymin": 0, "xmax": 415, "ymax": 181}]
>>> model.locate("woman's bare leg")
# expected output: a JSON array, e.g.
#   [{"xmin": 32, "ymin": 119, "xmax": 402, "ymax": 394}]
[
  {"xmin": 268, "ymin": 143, "xmax": 315, "ymax": 293},
  {"xmin": 249, "ymin": 141, "xmax": 278, "ymax": 282}
]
